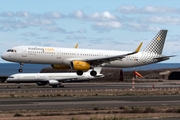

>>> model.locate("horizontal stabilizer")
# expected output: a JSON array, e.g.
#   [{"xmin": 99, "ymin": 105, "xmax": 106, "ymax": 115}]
[{"xmin": 153, "ymin": 55, "xmax": 176, "ymax": 62}]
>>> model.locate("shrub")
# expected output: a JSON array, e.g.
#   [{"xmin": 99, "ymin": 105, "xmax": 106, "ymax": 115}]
[{"xmin": 14, "ymin": 113, "xmax": 23, "ymax": 117}]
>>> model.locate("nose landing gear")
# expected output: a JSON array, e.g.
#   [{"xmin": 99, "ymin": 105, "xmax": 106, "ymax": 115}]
[{"xmin": 18, "ymin": 63, "xmax": 23, "ymax": 72}]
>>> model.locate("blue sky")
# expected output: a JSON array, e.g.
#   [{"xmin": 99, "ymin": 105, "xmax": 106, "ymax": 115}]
[{"xmin": 0, "ymin": 0, "xmax": 180, "ymax": 63}]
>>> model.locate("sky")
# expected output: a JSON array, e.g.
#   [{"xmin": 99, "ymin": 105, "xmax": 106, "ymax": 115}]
[{"xmin": 0, "ymin": 0, "xmax": 180, "ymax": 63}]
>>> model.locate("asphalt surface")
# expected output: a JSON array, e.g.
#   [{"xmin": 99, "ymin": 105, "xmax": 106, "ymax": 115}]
[
  {"xmin": 0, "ymin": 95, "xmax": 180, "ymax": 111},
  {"xmin": 0, "ymin": 82, "xmax": 180, "ymax": 120},
  {"xmin": 0, "ymin": 82, "xmax": 180, "ymax": 91}
]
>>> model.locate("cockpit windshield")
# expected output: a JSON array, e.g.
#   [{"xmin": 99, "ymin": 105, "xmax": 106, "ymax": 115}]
[
  {"xmin": 7, "ymin": 49, "xmax": 17, "ymax": 52},
  {"xmin": 8, "ymin": 76, "xmax": 14, "ymax": 78}
]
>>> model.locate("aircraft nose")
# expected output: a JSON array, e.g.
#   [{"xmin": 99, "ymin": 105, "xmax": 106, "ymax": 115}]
[{"xmin": 1, "ymin": 53, "xmax": 8, "ymax": 60}]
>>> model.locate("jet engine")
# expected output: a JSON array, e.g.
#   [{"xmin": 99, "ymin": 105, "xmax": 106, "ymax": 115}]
[
  {"xmin": 48, "ymin": 80, "xmax": 60, "ymax": 88},
  {"xmin": 36, "ymin": 82, "xmax": 48, "ymax": 86},
  {"xmin": 71, "ymin": 60, "xmax": 92, "ymax": 76},
  {"xmin": 51, "ymin": 64, "xmax": 70, "ymax": 69},
  {"xmin": 71, "ymin": 60, "xmax": 90, "ymax": 70}
]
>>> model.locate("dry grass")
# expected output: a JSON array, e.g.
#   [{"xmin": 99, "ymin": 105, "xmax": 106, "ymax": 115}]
[
  {"xmin": 0, "ymin": 112, "xmax": 180, "ymax": 120},
  {"xmin": 0, "ymin": 88, "xmax": 180, "ymax": 98},
  {"xmin": 0, "ymin": 106, "xmax": 180, "ymax": 120}
]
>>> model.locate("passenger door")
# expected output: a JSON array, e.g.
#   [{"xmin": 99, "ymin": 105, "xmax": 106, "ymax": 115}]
[
  {"xmin": 22, "ymin": 47, "xmax": 27, "ymax": 57},
  {"xmin": 57, "ymin": 49, "xmax": 61, "ymax": 59}
]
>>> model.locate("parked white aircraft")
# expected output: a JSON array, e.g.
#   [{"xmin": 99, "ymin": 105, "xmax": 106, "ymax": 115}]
[
  {"xmin": 1, "ymin": 30, "xmax": 174, "ymax": 76},
  {"xmin": 6, "ymin": 67, "xmax": 104, "ymax": 88}
]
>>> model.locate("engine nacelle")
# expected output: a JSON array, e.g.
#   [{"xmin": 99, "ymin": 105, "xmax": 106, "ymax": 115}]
[
  {"xmin": 71, "ymin": 60, "xmax": 90, "ymax": 70},
  {"xmin": 48, "ymin": 80, "xmax": 59, "ymax": 86},
  {"xmin": 51, "ymin": 64, "xmax": 70, "ymax": 69},
  {"xmin": 36, "ymin": 82, "xmax": 47, "ymax": 86}
]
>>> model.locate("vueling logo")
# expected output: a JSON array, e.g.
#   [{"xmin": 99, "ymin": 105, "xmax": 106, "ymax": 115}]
[
  {"xmin": 157, "ymin": 37, "xmax": 161, "ymax": 41},
  {"xmin": 44, "ymin": 48, "xmax": 55, "ymax": 52},
  {"xmin": 28, "ymin": 47, "xmax": 55, "ymax": 52}
]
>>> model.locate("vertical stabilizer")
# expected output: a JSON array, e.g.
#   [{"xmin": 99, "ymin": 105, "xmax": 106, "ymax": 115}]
[{"xmin": 143, "ymin": 30, "xmax": 167, "ymax": 55}]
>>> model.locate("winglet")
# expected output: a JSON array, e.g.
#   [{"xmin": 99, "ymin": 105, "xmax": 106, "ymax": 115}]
[
  {"xmin": 75, "ymin": 44, "xmax": 78, "ymax": 48},
  {"xmin": 135, "ymin": 42, "xmax": 143, "ymax": 53}
]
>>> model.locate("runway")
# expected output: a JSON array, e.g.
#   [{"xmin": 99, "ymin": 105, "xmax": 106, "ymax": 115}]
[
  {"xmin": 0, "ymin": 82, "xmax": 180, "ymax": 119},
  {"xmin": 0, "ymin": 95, "xmax": 180, "ymax": 111},
  {"xmin": 0, "ymin": 81, "xmax": 180, "ymax": 91}
]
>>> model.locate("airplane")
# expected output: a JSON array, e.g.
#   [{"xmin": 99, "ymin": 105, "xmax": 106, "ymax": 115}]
[
  {"xmin": 1, "ymin": 30, "xmax": 175, "ymax": 76},
  {"xmin": 6, "ymin": 67, "xmax": 104, "ymax": 88}
]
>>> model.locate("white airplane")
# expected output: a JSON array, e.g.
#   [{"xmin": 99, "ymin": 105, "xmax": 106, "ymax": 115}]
[
  {"xmin": 6, "ymin": 67, "xmax": 104, "ymax": 88},
  {"xmin": 1, "ymin": 30, "xmax": 174, "ymax": 76}
]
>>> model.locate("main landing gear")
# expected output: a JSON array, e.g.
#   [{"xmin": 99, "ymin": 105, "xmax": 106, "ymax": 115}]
[
  {"xmin": 18, "ymin": 63, "xmax": 23, "ymax": 72},
  {"xmin": 76, "ymin": 69, "xmax": 97, "ymax": 76},
  {"xmin": 90, "ymin": 70, "xmax": 97, "ymax": 76}
]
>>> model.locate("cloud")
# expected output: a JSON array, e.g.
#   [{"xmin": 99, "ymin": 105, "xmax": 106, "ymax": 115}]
[
  {"xmin": 29, "ymin": 42, "xmax": 43, "ymax": 46},
  {"xmin": 71, "ymin": 10, "xmax": 118, "ymax": 21},
  {"xmin": 0, "ymin": 11, "xmax": 65, "ymax": 19},
  {"xmin": 110, "ymin": 41, "xmax": 134, "ymax": 45},
  {"xmin": 0, "ymin": 11, "xmax": 31, "ymax": 18},
  {"xmin": 94, "ymin": 21, "xmax": 122, "ymax": 28},
  {"xmin": 77, "ymin": 28, "xmax": 87, "ymax": 33},
  {"xmin": 89, "ymin": 11, "xmax": 117, "ymax": 21},
  {"xmin": 40, "ymin": 26, "xmax": 73, "ymax": 33},
  {"xmin": 117, "ymin": 5, "xmax": 180, "ymax": 14},
  {"xmin": 21, "ymin": 32, "xmax": 39, "ymax": 36},
  {"xmin": 43, "ymin": 12, "xmax": 66, "ymax": 19},
  {"xmin": 36, "ymin": 36, "xmax": 52, "ymax": 39},
  {"xmin": 0, "ymin": 19, "xmax": 27, "ymax": 30},
  {"xmin": 0, "ymin": 10, "xmax": 120, "ymax": 33},
  {"xmin": 16, "ymin": 11, "xmax": 31, "ymax": 18},
  {"xmin": 0, "ymin": 18, "xmax": 55, "ymax": 31},
  {"xmin": 66, "ymin": 35, "xmax": 89, "ymax": 40},
  {"xmin": 92, "ymin": 21, "xmax": 122, "ymax": 32},
  {"xmin": 89, "ymin": 37, "xmax": 113, "ymax": 44},
  {"xmin": 0, "ymin": 26, "xmax": 12, "ymax": 32},
  {"xmin": 0, "ymin": 11, "xmax": 14, "ymax": 17},
  {"xmin": 21, "ymin": 18, "xmax": 55, "ymax": 26},
  {"xmin": 123, "ymin": 23, "xmax": 161, "ymax": 31},
  {"xmin": 117, "ymin": 5, "xmax": 140, "ymax": 14},
  {"xmin": 0, "ymin": 11, "xmax": 65, "ymax": 32},
  {"xmin": 173, "ymin": 44, "xmax": 180, "ymax": 46},
  {"xmin": 145, "ymin": 16, "xmax": 180, "ymax": 25},
  {"xmin": 70, "ymin": 10, "xmax": 85, "ymax": 19},
  {"xmin": 96, "ymin": 37, "xmax": 113, "ymax": 41}
]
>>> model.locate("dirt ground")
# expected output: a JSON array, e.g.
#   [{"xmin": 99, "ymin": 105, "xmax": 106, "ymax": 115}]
[{"xmin": 0, "ymin": 113, "xmax": 180, "ymax": 120}]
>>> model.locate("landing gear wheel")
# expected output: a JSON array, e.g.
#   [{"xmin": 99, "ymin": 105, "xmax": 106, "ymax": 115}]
[
  {"xmin": 52, "ymin": 85, "xmax": 58, "ymax": 88},
  {"xmin": 77, "ymin": 70, "xmax": 83, "ymax": 76},
  {"xmin": 90, "ymin": 70, "xmax": 97, "ymax": 76},
  {"xmin": 18, "ymin": 69, "xmax": 23, "ymax": 73},
  {"xmin": 59, "ymin": 85, "xmax": 64, "ymax": 88},
  {"xmin": 19, "ymin": 63, "xmax": 24, "ymax": 73}
]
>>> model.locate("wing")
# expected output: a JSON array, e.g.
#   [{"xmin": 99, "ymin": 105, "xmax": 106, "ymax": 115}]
[{"xmin": 77, "ymin": 42, "xmax": 143, "ymax": 66}]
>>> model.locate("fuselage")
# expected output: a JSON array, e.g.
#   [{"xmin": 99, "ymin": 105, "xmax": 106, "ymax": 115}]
[
  {"xmin": 7, "ymin": 72, "xmax": 104, "ymax": 83},
  {"xmin": 1, "ymin": 46, "xmax": 162, "ymax": 68}
]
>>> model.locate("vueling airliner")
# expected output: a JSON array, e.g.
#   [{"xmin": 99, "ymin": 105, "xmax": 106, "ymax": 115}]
[{"xmin": 1, "ymin": 30, "xmax": 174, "ymax": 76}]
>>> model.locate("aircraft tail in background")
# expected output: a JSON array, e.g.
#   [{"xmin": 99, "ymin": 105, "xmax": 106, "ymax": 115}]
[{"xmin": 143, "ymin": 30, "xmax": 167, "ymax": 55}]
